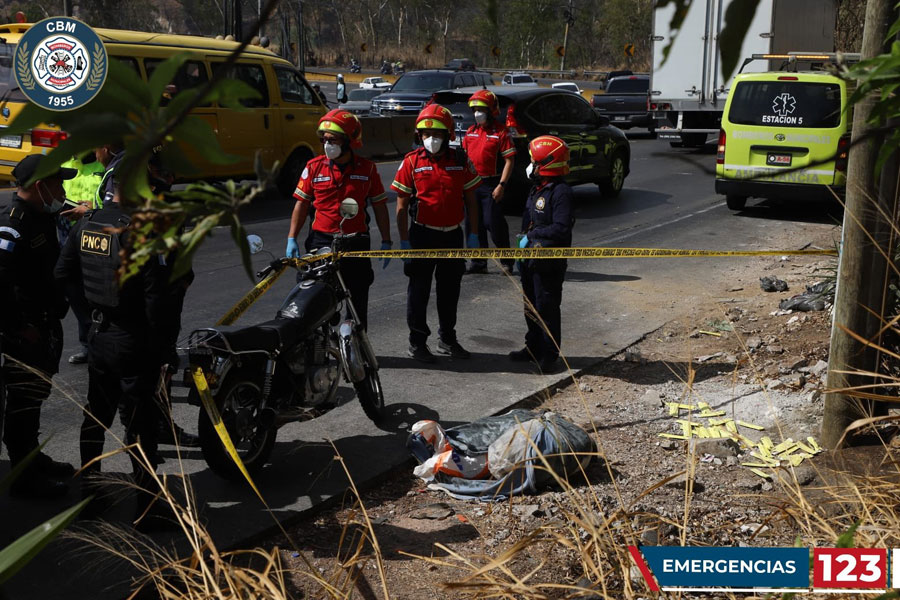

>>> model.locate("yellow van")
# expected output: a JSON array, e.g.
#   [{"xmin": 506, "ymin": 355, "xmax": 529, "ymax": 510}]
[
  {"xmin": 715, "ymin": 68, "xmax": 850, "ymax": 211},
  {"xmin": 0, "ymin": 23, "xmax": 326, "ymax": 194}
]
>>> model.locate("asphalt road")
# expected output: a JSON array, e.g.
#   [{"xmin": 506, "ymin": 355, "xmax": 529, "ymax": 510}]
[{"xmin": 1, "ymin": 135, "xmax": 842, "ymax": 599}]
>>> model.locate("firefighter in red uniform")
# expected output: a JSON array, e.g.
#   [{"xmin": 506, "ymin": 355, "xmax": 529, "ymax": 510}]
[
  {"xmin": 392, "ymin": 104, "xmax": 481, "ymax": 363},
  {"xmin": 286, "ymin": 109, "xmax": 392, "ymax": 329},
  {"xmin": 462, "ymin": 89, "xmax": 516, "ymax": 275}
]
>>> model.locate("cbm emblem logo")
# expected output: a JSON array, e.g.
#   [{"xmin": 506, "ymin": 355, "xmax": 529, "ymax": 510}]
[{"xmin": 14, "ymin": 18, "xmax": 107, "ymax": 111}]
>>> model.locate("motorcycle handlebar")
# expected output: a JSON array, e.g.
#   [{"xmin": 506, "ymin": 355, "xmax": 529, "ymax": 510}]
[{"xmin": 256, "ymin": 258, "xmax": 287, "ymax": 279}]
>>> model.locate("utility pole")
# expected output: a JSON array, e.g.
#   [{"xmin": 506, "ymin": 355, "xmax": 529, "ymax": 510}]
[
  {"xmin": 822, "ymin": 0, "xmax": 900, "ymax": 448},
  {"xmin": 232, "ymin": 0, "xmax": 243, "ymax": 41},
  {"xmin": 63, "ymin": 0, "xmax": 73, "ymax": 17},
  {"xmin": 297, "ymin": 0, "xmax": 304, "ymax": 72},
  {"xmin": 560, "ymin": 0, "xmax": 574, "ymax": 71}
]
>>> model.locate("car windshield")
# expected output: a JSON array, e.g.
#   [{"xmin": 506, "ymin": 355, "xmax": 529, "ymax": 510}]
[
  {"xmin": 606, "ymin": 78, "xmax": 648, "ymax": 93},
  {"xmin": 729, "ymin": 80, "xmax": 842, "ymax": 129},
  {"xmin": 512, "ymin": 75, "xmax": 533, "ymax": 84},
  {"xmin": 390, "ymin": 73, "xmax": 453, "ymax": 92}
]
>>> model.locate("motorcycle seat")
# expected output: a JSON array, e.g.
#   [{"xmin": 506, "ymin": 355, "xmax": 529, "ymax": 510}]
[{"xmin": 212, "ymin": 318, "xmax": 304, "ymax": 354}]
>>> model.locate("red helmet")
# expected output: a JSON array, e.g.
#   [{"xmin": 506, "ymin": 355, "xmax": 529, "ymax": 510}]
[
  {"xmin": 528, "ymin": 135, "xmax": 570, "ymax": 177},
  {"xmin": 317, "ymin": 109, "xmax": 363, "ymax": 148},
  {"xmin": 468, "ymin": 89, "xmax": 499, "ymax": 116},
  {"xmin": 415, "ymin": 104, "xmax": 455, "ymax": 141}
]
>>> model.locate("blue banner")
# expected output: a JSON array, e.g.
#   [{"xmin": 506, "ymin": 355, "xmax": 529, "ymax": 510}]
[{"xmin": 640, "ymin": 546, "xmax": 810, "ymax": 588}]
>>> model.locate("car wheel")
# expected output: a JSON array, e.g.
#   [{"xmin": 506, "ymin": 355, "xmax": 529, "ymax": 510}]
[
  {"xmin": 726, "ymin": 195, "xmax": 747, "ymax": 211},
  {"xmin": 599, "ymin": 152, "xmax": 627, "ymax": 198}
]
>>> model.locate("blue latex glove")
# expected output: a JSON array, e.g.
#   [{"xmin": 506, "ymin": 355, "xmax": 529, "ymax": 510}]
[
  {"xmin": 286, "ymin": 237, "xmax": 300, "ymax": 258},
  {"xmin": 400, "ymin": 240, "xmax": 412, "ymax": 264},
  {"xmin": 380, "ymin": 241, "xmax": 392, "ymax": 269},
  {"xmin": 518, "ymin": 234, "xmax": 529, "ymax": 249},
  {"xmin": 466, "ymin": 233, "xmax": 480, "ymax": 249}
]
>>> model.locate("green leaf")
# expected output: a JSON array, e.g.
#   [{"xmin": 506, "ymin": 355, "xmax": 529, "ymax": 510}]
[
  {"xmin": 0, "ymin": 498, "xmax": 90, "ymax": 585},
  {"xmin": 719, "ymin": 0, "xmax": 762, "ymax": 82},
  {"xmin": 836, "ymin": 520, "xmax": 860, "ymax": 548},
  {"xmin": 229, "ymin": 216, "xmax": 253, "ymax": 281},
  {"xmin": 170, "ymin": 117, "xmax": 240, "ymax": 165},
  {"xmin": 203, "ymin": 77, "xmax": 260, "ymax": 110},
  {"xmin": 147, "ymin": 52, "xmax": 192, "ymax": 109},
  {"xmin": 171, "ymin": 213, "xmax": 221, "ymax": 281}
]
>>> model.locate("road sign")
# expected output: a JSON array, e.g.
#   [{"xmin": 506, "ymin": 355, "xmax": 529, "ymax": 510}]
[
  {"xmin": 360, "ymin": 42, "xmax": 367, "ymax": 52},
  {"xmin": 491, "ymin": 46, "xmax": 501, "ymax": 57},
  {"xmin": 425, "ymin": 43, "xmax": 433, "ymax": 54},
  {"xmin": 556, "ymin": 45, "xmax": 565, "ymax": 57},
  {"xmin": 624, "ymin": 43, "xmax": 635, "ymax": 57}
]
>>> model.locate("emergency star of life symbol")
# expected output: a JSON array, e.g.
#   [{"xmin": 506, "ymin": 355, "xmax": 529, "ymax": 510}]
[
  {"xmin": 34, "ymin": 36, "xmax": 87, "ymax": 91},
  {"xmin": 772, "ymin": 93, "xmax": 797, "ymax": 118}
]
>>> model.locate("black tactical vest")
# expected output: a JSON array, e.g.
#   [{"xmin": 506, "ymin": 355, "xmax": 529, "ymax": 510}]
[{"xmin": 78, "ymin": 211, "xmax": 129, "ymax": 308}]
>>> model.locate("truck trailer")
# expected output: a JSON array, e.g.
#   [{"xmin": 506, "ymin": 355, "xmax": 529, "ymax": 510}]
[{"xmin": 650, "ymin": 0, "xmax": 837, "ymax": 148}]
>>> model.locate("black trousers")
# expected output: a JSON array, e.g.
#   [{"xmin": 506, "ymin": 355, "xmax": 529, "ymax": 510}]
[
  {"xmin": 81, "ymin": 323, "xmax": 159, "ymax": 492},
  {"xmin": 67, "ymin": 282, "xmax": 92, "ymax": 350},
  {"xmin": 405, "ymin": 223, "xmax": 465, "ymax": 346},
  {"xmin": 305, "ymin": 230, "xmax": 374, "ymax": 329},
  {"xmin": 520, "ymin": 262, "xmax": 566, "ymax": 360},
  {"xmin": 466, "ymin": 179, "xmax": 513, "ymax": 269},
  {"xmin": 1, "ymin": 319, "xmax": 62, "ymax": 465}
]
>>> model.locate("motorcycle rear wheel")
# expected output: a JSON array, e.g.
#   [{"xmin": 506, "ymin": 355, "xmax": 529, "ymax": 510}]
[{"xmin": 196, "ymin": 376, "xmax": 277, "ymax": 482}]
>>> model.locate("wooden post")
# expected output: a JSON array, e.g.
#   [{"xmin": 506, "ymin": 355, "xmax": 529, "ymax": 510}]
[{"xmin": 822, "ymin": 0, "xmax": 899, "ymax": 447}]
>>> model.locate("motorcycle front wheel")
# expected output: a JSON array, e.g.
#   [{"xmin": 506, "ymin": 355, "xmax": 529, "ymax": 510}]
[
  {"xmin": 196, "ymin": 376, "xmax": 277, "ymax": 482},
  {"xmin": 354, "ymin": 346, "xmax": 385, "ymax": 422}
]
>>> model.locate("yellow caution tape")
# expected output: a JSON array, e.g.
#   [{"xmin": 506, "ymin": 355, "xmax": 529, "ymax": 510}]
[
  {"xmin": 217, "ymin": 265, "xmax": 288, "ymax": 326},
  {"xmin": 215, "ymin": 246, "xmax": 836, "ymax": 325},
  {"xmin": 191, "ymin": 367, "xmax": 266, "ymax": 504},
  {"xmin": 342, "ymin": 247, "xmax": 837, "ymax": 260}
]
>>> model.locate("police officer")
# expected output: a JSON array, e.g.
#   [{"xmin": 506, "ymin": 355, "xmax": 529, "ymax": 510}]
[
  {"xmin": 59, "ymin": 153, "xmax": 105, "ymax": 365},
  {"xmin": 462, "ymin": 89, "xmax": 516, "ymax": 275},
  {"xmin": 55, "ymin": 179, "xmax": 173, "ymax": 526},
  {"xmin": 286, "ymin": 109, "xmax": 392, "ymax": 329},
  {"xmin": 0, "ymin": 154, "xmax": 77, "ymax": 499},
  {"xmin": 509, "ymin": 136, "xmax": 574, "ymax": 373},
  {"xmin": 93, "ymin": 142, "xmax": 124, "ymax": 210},
  {"xmin": 392, "ymin": 104, "xmax": 481, "ymax": 363}
]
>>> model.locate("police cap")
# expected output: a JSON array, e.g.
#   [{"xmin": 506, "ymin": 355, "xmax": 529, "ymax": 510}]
[{"xmin": 13, "ymin": 154, "xmax": 77, "ymax": 187}]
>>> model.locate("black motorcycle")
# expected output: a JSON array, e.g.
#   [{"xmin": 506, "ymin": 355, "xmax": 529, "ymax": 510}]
[
  {"xmin": 185, "ymin": 199, "xmax": 384, "ymax": 481},
  {"xmin": 349, "ymin": 60, "xmax": 361, "ymax": 73}
]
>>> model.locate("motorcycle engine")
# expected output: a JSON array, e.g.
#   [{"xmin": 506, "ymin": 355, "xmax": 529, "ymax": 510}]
[{"xmin": 305, "ymin": 364, "xmax": 339, "ymax": 406}]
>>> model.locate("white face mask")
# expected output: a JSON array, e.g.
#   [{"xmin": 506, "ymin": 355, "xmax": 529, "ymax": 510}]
[
  {"xmin": 423, "ymin": 135, "xmax": 444, "ymax": 154},
  {"xmin": 323, "ymin": 141, "xmax": 343, "ymax": 160},
  {"xmin": 474, "ymin": 110, "xmax": 488, "ymax": 124},
  {"xmin": 525, "ymin": 163, "xmax": 535, "ymax": 180},
  {"xmin": 38, "ymin": 182, "xmax": 65, "ymax": 214}
]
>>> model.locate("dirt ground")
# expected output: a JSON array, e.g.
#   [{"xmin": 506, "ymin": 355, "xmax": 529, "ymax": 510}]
[{"xmin": 265, "ymin": 224, "xmax": 871, "ymax": 599}]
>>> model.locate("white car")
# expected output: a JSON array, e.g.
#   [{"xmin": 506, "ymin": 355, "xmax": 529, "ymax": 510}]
[
  {"xmin": 501, "ymin": 72, "xmax": 538, "ymax": 87},
  {"xmin": 552, "ymin": 82, "xmax": 582, "ymax": 94},
  {"xmin": 360, "ymin": 76, "xmax": 392, "ymax": 89}
]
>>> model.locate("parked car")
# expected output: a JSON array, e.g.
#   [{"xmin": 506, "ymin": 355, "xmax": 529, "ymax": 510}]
[
  {"xmin": 445, "ymin": 58, "xmax": 477, "ymax": 71},
  {"xmin": 502, "ymin": 72, "xmax": 538, "ymax": 87},
  {"xmin": 591, "ymin": 74, "xmax": 653, "ymax": 133},
  {"xmin": 433, "ymin": 86, "xmax": 631, "ymax": 208},
  {"xmin": 360, "ymin": 76, "xmax": 392, "ymax": 89},
  {"xmin": 551, "ymin": 82, "xmax": 582, "ymax": 94},
  {"xmin": 370, "ymin": 69, "xmax": 494, "ymax": 115},
  {"xmin": 340, "ymin": 88, "xmax": 384, "ymax": 115}
]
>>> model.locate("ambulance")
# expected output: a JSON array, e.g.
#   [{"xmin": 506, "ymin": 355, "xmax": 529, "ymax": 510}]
[{"xmin": 715, "ymin": 53, "xmax": 857, "ymax": 211}]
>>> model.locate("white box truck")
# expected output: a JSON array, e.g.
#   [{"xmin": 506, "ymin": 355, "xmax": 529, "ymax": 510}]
[{"xmin": 650, "ymin": 0, "xmax": 836, "ymax": 147}]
